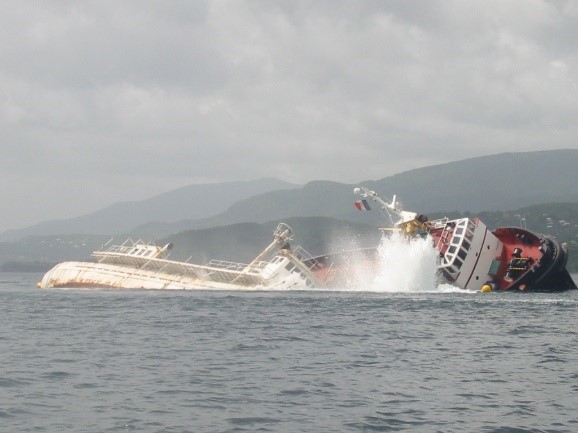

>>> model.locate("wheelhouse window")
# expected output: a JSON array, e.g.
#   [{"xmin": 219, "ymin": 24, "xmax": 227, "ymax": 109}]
[
  {"xmin": 458, "ymin": 248, "xmax": 467, "ymax": 261},
  {"xmin": 443, "ymin": 219, "xmax": 471, "ymax": 266}
]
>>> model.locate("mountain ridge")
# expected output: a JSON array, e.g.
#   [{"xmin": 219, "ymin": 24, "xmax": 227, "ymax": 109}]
[
  {"xmin": 3, "ymin": 150, "xmax": 578, "ymax": 242},
  {"xmin": 0, "ymin": 178, "xmax": 298, "ymax": 242},
  {"xmin": 137, "ymin": 149, "xmax": 578, "ymax": 237},
  {"xmin": 4, "ymin": 201, "xmax": 578, "ymax": 272}
]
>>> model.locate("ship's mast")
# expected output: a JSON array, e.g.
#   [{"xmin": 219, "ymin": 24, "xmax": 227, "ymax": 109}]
[
  {"xmin": 243, "ymin": 223, "xmax": 294, "ymax": 271},
  {"xmin": 354, "ymin": 186, "xmax": 418, "ymax": 228}
]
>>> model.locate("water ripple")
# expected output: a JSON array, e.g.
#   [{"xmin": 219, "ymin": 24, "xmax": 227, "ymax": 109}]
[{"xmin": 0, "ymin": 274, "xmax": 577, "ymax": 432}]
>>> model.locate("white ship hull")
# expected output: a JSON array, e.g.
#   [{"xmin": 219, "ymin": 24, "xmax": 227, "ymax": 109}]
[
  {"xmin": 39, "ymin": 224, "xmax": 322, "ymax": 291},
  {"xmin": 41, "ymin": 261, "xmax": 261, "ymax": 290}
]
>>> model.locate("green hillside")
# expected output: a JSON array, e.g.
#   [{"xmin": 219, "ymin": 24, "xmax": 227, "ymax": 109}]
[
  {"xmin": 159, "ymin": 217, "xmax": 382, "ymax": 265},
  {"xmin": 133, "ymin": 149, "xmax": 578, "ymax": 237},
  {"xmin": 3, "ymin": 150, "xmax": 578, "ymax": 242},
  {"xmin": 3, "ymin": 150, "xmax": 578, "ymax": 273},
  {"xmin": 4, "ymin": 203, "xmax": 578, "ymax": 273}
]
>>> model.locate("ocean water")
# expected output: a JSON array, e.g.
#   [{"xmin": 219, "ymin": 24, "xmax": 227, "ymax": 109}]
[{"xmin": 1, "ymin": 272, "xmax": 577, "ymax": 433}]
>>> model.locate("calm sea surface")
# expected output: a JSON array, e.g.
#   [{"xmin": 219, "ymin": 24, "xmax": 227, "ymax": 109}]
[{"xmin": 0, "ymin": 272, "xmax": 577, "ymax": 433}]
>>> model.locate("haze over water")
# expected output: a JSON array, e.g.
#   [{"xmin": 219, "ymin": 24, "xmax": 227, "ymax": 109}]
[{"xmin": 1, "ymin": 238, "xmax": 576, "ymax": 432}]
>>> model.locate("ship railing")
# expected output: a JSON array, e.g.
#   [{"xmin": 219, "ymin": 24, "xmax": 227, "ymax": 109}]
[
  {"xmin": 431, "ymin": 219, "xmax": 454, "ymax": 252},
  {"xmin": 99, "ymin": 244, "xmax": 133, "ymax": 254},
  {"xmin": 96, "ymin": 238, "xmax": 155, "ymax": 254},
  {"xmin": 428, "ymin": 217, "xmax": 450, "ymax": 229},
  {"xmin": 206, "ymin": 259, "xmax": 268, "ymax": 272},
  {"xmin": 93, "ymin": 239, "xmax": 167, "ymax": 264},
  {"xmin": 291, "ymin": 245, "xmax": 315, "ymax": 261},
  {"xmin": 287, "ymin": 245, "xmax": 323, "ymax": 270}
]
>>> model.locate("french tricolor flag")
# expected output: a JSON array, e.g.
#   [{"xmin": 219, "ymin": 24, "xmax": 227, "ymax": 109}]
[{"xmin": 354, "ymin": 199, "xmax": 371, "ymax": 211}]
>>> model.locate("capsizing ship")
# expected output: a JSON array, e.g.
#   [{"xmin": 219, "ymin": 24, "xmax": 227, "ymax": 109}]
[
  {"xmin": 318, "ymin": 186, "xmax": 575, "ymax": 293},
  {"xmin": 39, "ymin": 188, "xmax": 576, "ymax": 293},
  {"xmin": 39, "ymin": 223, "xmax": 323, "ymax": 291}
]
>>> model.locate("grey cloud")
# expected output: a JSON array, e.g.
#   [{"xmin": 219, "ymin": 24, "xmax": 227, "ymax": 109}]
[{"xmin": 1, "ymin": 0, "xmax": 578, "ymax": 231}]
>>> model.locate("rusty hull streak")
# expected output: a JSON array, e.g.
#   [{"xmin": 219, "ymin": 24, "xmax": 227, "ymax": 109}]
[{"xmin": 50, "ymin": 280, "xmax": 137, "ymax": 289}]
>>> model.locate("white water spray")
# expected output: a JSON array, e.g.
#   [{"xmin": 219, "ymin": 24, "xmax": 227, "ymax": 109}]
[
  {"xmin": 342, "ymin": 232, "xmax": 463, "ymax": 293},
  {"xmin": 371, "ymin": 232, "xmax": 438, "ymax": 292}
]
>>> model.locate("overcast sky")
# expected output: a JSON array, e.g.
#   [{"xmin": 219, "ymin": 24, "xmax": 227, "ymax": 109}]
[{"xmin": 1, "ymin": 1, "xmax": 577, "ymax": 233}]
